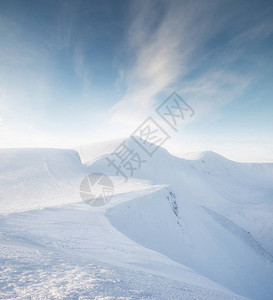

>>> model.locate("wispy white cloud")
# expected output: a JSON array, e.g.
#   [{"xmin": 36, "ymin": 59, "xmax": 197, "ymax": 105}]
[
  {"xmin": 73, "ymin": 41, "xmax": 94, "ymax": 101},
  {"xmin": 110, "ymin": 1, "xmax": 221, "ymax": 126},
  {"xmin": 109, "ymin": 0, "xmax": 271, "ymax": 129},
  {"xmin": 180, "ymin": 69, "xmax": 253, "ymax": 121}
]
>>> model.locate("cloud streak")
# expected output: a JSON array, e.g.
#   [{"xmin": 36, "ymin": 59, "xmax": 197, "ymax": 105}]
[
  {"xmin": 110, "ymin": 0, "xmax": 272, "ymax": 130},
  {"xmin": 110, "ymin": 0, "xmax": 220, "ymax": 126}
]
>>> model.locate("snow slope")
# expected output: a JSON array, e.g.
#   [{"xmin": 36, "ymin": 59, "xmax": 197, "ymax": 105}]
[{"xmin": 0, "ymin": 140, "xmax": 273, "ymax": 299}]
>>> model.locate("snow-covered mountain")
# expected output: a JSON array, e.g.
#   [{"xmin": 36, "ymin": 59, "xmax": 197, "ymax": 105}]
[{"xmin": 0, "ymin": 139, "xmax": 273, "ymax": 299}]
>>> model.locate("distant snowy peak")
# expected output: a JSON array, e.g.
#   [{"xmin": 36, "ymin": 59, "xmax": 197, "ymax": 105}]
[
  {"xmin": 79, "ymin": 139, "xmax": 273, "ymax": 188},
  {"xmin": 76, "ymin": 136, "xmax": 171, "ymax": 165},
  {"xmin": 181, "ymin": 151, "xmax": 232, "ymax": 162},
  {"xmin": 78, "ymin": 139, "xmax": 234, "ymax": 167}
]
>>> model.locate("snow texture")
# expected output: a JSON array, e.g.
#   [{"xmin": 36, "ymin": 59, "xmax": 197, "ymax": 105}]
[{"xmin": 1, "ymin": 139, "xmax": 273, "ymax": 299}]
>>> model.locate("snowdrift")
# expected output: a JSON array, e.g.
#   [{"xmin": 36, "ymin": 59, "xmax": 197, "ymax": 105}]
[{"xmin": 0, "ymin": 139, "xmax": 273, "ymax": 299}]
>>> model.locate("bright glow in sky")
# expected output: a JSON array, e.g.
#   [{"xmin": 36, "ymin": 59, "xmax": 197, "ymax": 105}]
[{"xmin": 0, "ymin": 0, "xmax": 272, "ymax": 162}]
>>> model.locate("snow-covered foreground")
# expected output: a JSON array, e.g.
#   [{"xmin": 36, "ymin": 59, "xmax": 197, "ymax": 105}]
[{"xmin": 0, "ymin": 141, "xmax": 273, "ymax": 299}]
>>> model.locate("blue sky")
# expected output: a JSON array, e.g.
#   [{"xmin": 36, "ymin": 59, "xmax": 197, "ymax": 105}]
[{"xmin": 0, "ymin": 0, "xmax": 272, "ymax": 162}]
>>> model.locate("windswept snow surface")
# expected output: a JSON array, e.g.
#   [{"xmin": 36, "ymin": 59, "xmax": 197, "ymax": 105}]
[{"xmin": 0, "ymin": 141, "xmax": 273, "ymax": 299}]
